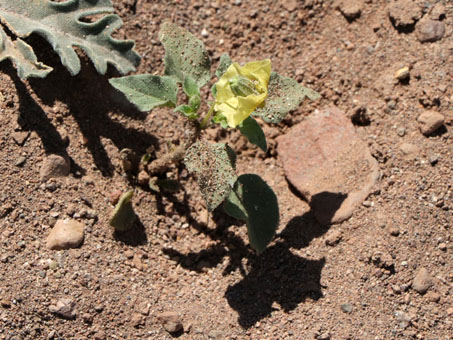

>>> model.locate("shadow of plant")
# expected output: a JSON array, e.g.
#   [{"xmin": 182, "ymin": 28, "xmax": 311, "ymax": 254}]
[
  {"xmin": 2, "ymin": 33, "xmax": 158, "ymax": 177},
  {"xmin": 163, "ymin": 191, "xmax": 346, "ymax": 328}
]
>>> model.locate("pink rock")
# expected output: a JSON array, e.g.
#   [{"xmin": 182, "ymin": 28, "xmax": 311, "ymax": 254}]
[
  {"xmin": 46, "ymin": 219, "xmax": 84, "ymax": 250},
  {"xmin": 277, "ymin": 106, "xmax": 379, "ymax": 224},
  {"xmin": 40, "ymin": 154, "xmax": 70, "ymax": 181}
]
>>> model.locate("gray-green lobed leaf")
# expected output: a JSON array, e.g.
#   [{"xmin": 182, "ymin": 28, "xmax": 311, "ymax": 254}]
[
  {"xmin": 253, "ymin": 72, "xmax": 320, "ymax": 123},
  {"xmin": 0, "ymin": 0, "xmax": 141, "ymax": 78},
  {"xmin": 185, "ymin": 141, "xmax": 237, "ymax": 212},
  {"xmin": 0, "ymin": 26, "xmax": 52, "ymax": 79},
  {"xmin": 159, "ymin": 22, "xmax": 211, "ymax": 87},
  {"xmin": 109, "ymin": 74, "xmax": 178, "ymax": 111},
  {"xmin": 224, "ymin": 174, "xmax": 279, "ymax": 254}
]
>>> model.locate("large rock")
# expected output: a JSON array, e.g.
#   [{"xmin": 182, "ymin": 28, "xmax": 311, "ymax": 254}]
[
  {"xmin": 388, "ymin": 0, "xmax": 422, "ymax": 27},
  {"xmin": 40, "ymin": 154, "xmax": 70, "ymax": 181},
  {"xmin": 277, "ymin": 106, "xmax": 379, "ymax": 224},
  {"xmin": 157, "ymin": 312, "xmax": 183, "ymax": 333},
  {"xmin": 416, "ymin": 19, "xmax": 445, "ymax": 43},
  {"xmin": 417, "ymin": 111, "xmax": 444, "ymax": 135},
  {"xmin": 46, "ymin": 219, "xmax": 85, "ymax": 250}
]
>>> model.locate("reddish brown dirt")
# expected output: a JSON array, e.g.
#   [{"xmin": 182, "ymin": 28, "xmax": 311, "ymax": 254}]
[{"xmin": 0, "ymin": 1, "xmax": 452, "ymax": 339}]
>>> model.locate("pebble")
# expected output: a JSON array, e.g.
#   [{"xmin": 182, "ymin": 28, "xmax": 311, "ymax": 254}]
[
  {"xmin": 438, "ymin": 243, "xmax": 447, "ymax": 251},
  {"xmin": 417, "ymin": 111, "xmax": 444, "ymax": 135},
  {"xmin": 46, "ymin": 219, "xmax": 85, "ymax": 250},
  {"xmin": 399, "ymin": 143, "xmax": 419, "ymax": 156},
  {"xmin": 394, "ymin": 310, "xmax": 411, "ymax": 329},
  {"xmin": 131, "ymin": 312, "xmax": 145, "ymax": 327},
  {"xmin": 396, "ymin": 127, "xmax": 406, "ymax": 137},
  {"xmin": 394, "ymin": 67, "xmax": 409, "ymax": 80},
  {"xmin": 425, "ymin": 291, "xmax": 440, "ymax": 303},
  {"xmin": 412, "ymin": 267, "xmax": 433, "ymax": 294},
  {"xmin": 447, "ymin": 308, "xmax": 453, "ymax": 316},
  {"xmin": 388, "ymin": 0, "xmax": 422, "ymax": 27},
  {"xmin": 157, "ymin": 312, "xmax": 183, "ymax": 333},
  {"xmin": 390, "ymin": 227, "xmax": 400, "ymax": 236},
  {"xmin": 108, "ymin": 190, "xmax": 123, "ymax": 205},
  {"xmin": 325, "ymin": 230, "xmax": 342, "ymax": 246},
  {"xmin": 15, "ymin": 156, "xmax": 26, "ymax": 167},
  {"xmin": 201, "ymin": 28, "xmax": 208, "ymax": 37},
  {"xmin": 282, "ymin": 0, "xmax": 298, "ymax": 12},
  {"xmin": 428, "ymin": 154, "xmax": 439, "ymax": 165},
  {"xmin": 336, "ymin": 0, "xmax": 363, "ymax": 20},
  {"xmin": 318, "ymin": 332, "xmax": 331, "ymax": 340},
  {"xmin": 40, "ymin": 154, "xmax": 71, "ymax": 181},
  {"xmin": 341, "ymin": 303, "xmax": 353, "ymax": 313},
  {"xmin": 417, "ymin": 19, "xmax": 445, "ymax": 43},
  {"xmin": 49, "ymin": 298, "xmax": 76, "ymax": 319}
]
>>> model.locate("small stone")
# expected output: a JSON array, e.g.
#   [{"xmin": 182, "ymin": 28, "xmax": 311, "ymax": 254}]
[
  {"xmin": 388, "ymin": 0, "xmax": 422, "ymax": 27},
  {"xmin": 425, "ymin": 291, "xmax": 440, "ymax": 303},
  {"xmin": 318, "ymin": 332, "xmax": 331, "ymax": 340},
  {"xmin": 396, "ymin": 127, "xmax": 406, "ymax": 137},
  {"xmin": 40, "ymin": 154, "xmax": 71, "ymax": 181},
  {"xmin": 82, "ymin": 313, "xmax": 93, "ymax": 324},
  {"xmin": 391, "ymin": 285, "xmax": 402, "ymax": 294},
  {"xmin": 336, "ymin": 0, "xmax": 363, "ymax": 20},
  {"xmin": 429, "ymin": 154, "xmax": 439, "ymax": 165},
  {"xmin": 46, "ymin": 219, "xmax": 85, "ymax": 250},
  {"xmin": 438, "ymin": 243, "xmax": 447, "ymax": 251},
  {"xmin": 49, "ymin": 298, "xmax": 76, "ymax": 319},
  {"xmin": 325, "ymin": 230, "xmax": 342, "ymax": 246},
  {"xmin": 157, "ymin": 312, "xmax": 183, "ymax": 333},
  {"xmin": 15, "ymin": 156, "xmax": 26, "ymax": 167},
  {"xmin": 447, "ymin": 308, "xmax": 453, "ymax": 316},
  {"xmin": 47, "ymin": 330, "xmax": 56, "ymax": 340},
  {"xmin": 390, "ymin": 228, "xmax": 400, "ymax": 236},
  {"xmin": 412, "ymin": 267, "xmax": 433, "ymax": 294},
  {"xmin": 109, "ymin": 190, "xmax": 123, "ymax": 205},
  {"xmin": 395, "ymin": 67, "xmax": 409, "ymax": 80},
  {"xmin": 417, "ymin": 111, "xmax": 444, "ymax": 135},
  {"xmin": 131, "ymin": 312, "xmax": 145, "ymax": 327},
  {"xmin": 400, "ymin": 143, "xmax": 419, "ymax": 155},
  {"xmin": 1, "ymin": 297, "xmax": 11, "ymax": 308},
  {"xmin": 132, "ymin": 253, "xmax": 143, "ymax": 271},
  {"xmin": 11, "ymin": 131, "xmax": 30, "ymax": 146},
  {"xmin": 341, "ymin": 303, "xmax": 353, "ymax": 313},
  {"xmin": 93, "ymin": 330, "xmax": 106, "ymax": 340},
  {"xmin": 395, "ymin": 310, "xmax": 411, "ymax": 329},
  {"xmin": 201, "ymin": 28, "xmax": 208, "ymax": 37},
  {"xmin": 282, "ymin": 0, "xmax": 298, "ymax": 12},
  {"xmin": 136, "ymin": 299, "xmax": 150, "ymax": 316},
  {"xmin": 417, "ymin": 19, "xmax": 445, "ymax": 43}
]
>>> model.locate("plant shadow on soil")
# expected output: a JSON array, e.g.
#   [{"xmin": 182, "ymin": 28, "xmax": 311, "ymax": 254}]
[
  {"xmin": 1, "ymin": 34, "xmax": 158, "ymax": 178},
  {"xmin": 164, "ymin": 191, "xmax": 346, "ymax": 328}
]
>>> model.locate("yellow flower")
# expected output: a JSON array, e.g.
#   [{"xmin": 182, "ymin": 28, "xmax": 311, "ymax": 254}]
[{"xmin": 214, "ymin": 59, "xmax": 271, "ymax": 128}]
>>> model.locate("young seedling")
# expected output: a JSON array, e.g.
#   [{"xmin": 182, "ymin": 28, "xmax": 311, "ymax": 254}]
[{"xmin": 109, "ymin": 22, "xmax": 319, "ymax": 253}]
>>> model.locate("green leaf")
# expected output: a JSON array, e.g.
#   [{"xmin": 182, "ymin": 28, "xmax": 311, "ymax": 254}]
[
  {"xmin": 238, "ymin": 116, "xmax": 267, "ymax": 152},
  {"xmin": 183, "ymin": 76, "xmax": 200, "ymax": 97},
  {"xmin": 253, "ymin": 72, "xmax": 320, "ymax": 123},
  {"xmin": 0, "ymin": 26, "xmax": 52, "ymax": 79},
  {"xmin": 109, "ymin": 190, "xmax": 136, "ymax": 231},
  {"xmin": 0, "ymin": 0, "xmax": 140, "ymax": 77},
  {"xmin": 174, "ymin": 105, "xmax": 198, "ymax": 119},
  {"xmin": 109, "ymin": 75, "xmax": 178, "ymax": 111},
  {"xmin": 184, "ymin": 141, "xmax": 237, "ymax": 211},
  {"xmin": 188, "ymin": 95, "xmax": 201, "ymax": 112},
  {"xmin": 211, "ymin": 83, "xmax": 217, "ymax": 98},
  {"xmin": 224, "ymin": 174, "xmax": 279, "ymax": 254},
  {"xmin": 159, "ymin": 22, "xmax": 211, "ymax": 87},
  {"xmin": 215, "ymin": 53, "xmax": 232, "ymax": 78}
]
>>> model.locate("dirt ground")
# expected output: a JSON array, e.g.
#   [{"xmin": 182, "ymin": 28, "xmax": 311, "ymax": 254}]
[{"xmin": 0, "ymin": 0, "xmax": 452, "ymax": 339}]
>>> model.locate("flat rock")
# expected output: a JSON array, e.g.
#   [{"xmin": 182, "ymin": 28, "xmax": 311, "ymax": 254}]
[
  {"xmin": 40, "ymin": 154, "xmax": 70, "ymax": 181},
  {"xmin": 11, "ymin": 131, "xmax": 30, "ymax": 146},
  {"xmin": 46, "ymin": 219, "xmax": 85, "ymax": 250},
  {"xmin": 335, "ymin": 0, "xmax": 363, "ymax": 20},
  {"xmin": 157, "ymin": 311, "xmax": 183, "ymax": 333},
  {"xmin": 412, "ymin": 267, "xmax": 433, "ymax": 294},
  {"xmin": 417, "ymin": 111, "xmax": 444, "ymax": 135},
  {"xmin": 277, "ymin": 106, "xmax": 379, "ymax": 224},
  {"xmin": 417, "ymin": 19, "xmax": 445, "ymax": 43},
  {"xmin": 49, "ymin": 298, "xmax": 76, "ymax": 319},
  {"xmin": 388, "ymin": 0, "xmax": 422, "ymax": 27}
]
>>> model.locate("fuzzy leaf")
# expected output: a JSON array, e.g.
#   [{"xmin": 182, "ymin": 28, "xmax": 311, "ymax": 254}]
[
  {"xmin": 109, "ymin": 190, "xmax": 136, "ymax": 231},
  {"xmin": 215, "ymin": 53, "xmax": 232, "ymax": 78},
  {"xmin": 159, "ymin": 22, "xmax": 211, "ymax": 87},
  {"xmin": 183, "ymin": 76, "xmax": 200, "ymax": 97},
  {"xmin": 185, "ymin": 141, "xmax": 237, "ymax": 211},
  {"xmin": 0, "ymin": 0, "xmax": 140, "ymax": 77},
  {"xmin": 109, "ymin": 75, "xmax": 178, "ymax": 111},
  {"xmin": 0, "ymin": 26, "xmax": 52, "ymax": 79},
  {"xmin": 224, "ymin": 174, "xmax": 279, "ymax": 254},
  {"xmin": 238, "ymin": 116, "xmax": 267, "ymax": 152},
  {"xmin": 253, "ymin": 72, "xmax": 320, "ymax": 123}
]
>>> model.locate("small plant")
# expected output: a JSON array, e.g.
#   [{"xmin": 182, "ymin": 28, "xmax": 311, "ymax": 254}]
[
  {"xmin": 0, "ymin": 0, "xmax": 140, "ymax": 79},
  {"xmin": 109, "ymin": 22, "xmax": 319, "ymax": 253}
]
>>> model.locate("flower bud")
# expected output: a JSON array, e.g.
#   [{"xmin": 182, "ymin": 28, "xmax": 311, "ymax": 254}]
[{"xmin": 228, "ymin": 75, "xmax": 259, "ymax": 97}]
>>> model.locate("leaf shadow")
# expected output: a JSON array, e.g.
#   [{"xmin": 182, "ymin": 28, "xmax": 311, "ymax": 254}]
[
  {"xmin": 113, "ymin": 215, "xmax": 148, "ymax": 247},
  {"xmin": 19, "ymin": 33, "xmax": 158, "ymax": 177},
  {"xmin": 162, "ymin": 191, "xmax": 347, "ymax": 328}
]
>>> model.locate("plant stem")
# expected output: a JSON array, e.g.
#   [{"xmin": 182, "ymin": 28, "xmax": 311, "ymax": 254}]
[{"xmin": 200, "ymin": 104, "xmax": 215, "ymax": 129}]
